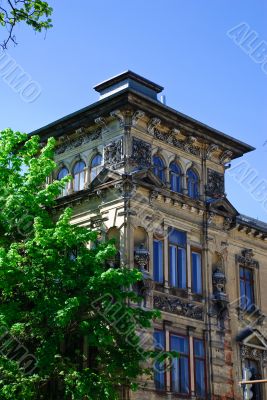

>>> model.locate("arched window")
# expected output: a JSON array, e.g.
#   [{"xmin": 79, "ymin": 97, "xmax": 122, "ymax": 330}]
[
  {"xmin": 57, "ymin": 167, "xmax": 69, "ymax": 197},
  {"xmin": 169, "ymin": 162, "xmax": 181, "ymax": 193},
  {"xmin": 153, "ymin": 155, "xmax": 165, "ymax": 182},
  {"xmin": 73, "ymin": 160, "xmax": 86, "ymax": 191},
  {"xmin": 90, "ymin": 154, "xmax": 102, "ymax": 182},
  {"xmin": 187, "ymin": 169, "xmax": 199, "ymax": 199}
]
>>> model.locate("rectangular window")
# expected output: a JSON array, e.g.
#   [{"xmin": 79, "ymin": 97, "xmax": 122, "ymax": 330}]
[
  {"xmin": 191, "ymin": 251, "xmax": 202, "ymax": 294},
  {"xmin": 153, "ymin": 330, "xmax": 165, "ymax": 390},
  {"xmin": 153, "ymin": 239, "xmax": 164, "ymax": 283},
  {"xmin": 240, "ymin": 266, "xmax": 254, "ymax": 311},
  {"xmin": 168, "ymin": 229, "xmax": 187, "ymax": 289},
  {"xmin": 244, "ymin": 359, "xmax": 261, "ymax": 399},
  {"xmin": 194, "ymin": 339, "xmax": 206, "ymax": 397},
  {"xmin": 170, "ymin": 334, "xmax": 190, "ymax": 395}
]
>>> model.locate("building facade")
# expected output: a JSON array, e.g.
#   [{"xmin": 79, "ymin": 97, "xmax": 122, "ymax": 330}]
[{"xmin": 34, "ymin": 71, "xmax": 267, "ymax": 400}]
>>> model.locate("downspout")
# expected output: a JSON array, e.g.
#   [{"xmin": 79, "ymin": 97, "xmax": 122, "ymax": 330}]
[{"xmin": 202, "ymin": 144, "xmax": 213, "ymax": 399}]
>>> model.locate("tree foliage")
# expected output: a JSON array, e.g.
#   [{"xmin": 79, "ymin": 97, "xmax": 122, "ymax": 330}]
[
  {"xmin": 0, "ymin": 1, "xmax": 53, "ymax": 49},
  {"xmin": 0, "ymin": 129, "xmax": 162, "ymax": 399}
]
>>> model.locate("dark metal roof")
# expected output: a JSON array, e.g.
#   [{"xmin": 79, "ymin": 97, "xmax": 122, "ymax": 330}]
[
  {"xmin": 237, "ymin": 214, "xmax": 267, "ymax": 233},
  {"xmin": 94, "ymin": 70, "xmax": 164, "ymax": 94}
]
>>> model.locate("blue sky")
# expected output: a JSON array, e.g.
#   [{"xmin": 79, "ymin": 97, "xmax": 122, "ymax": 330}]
[{"xmin": 1, "ymin": 0, "xmax": 267, "ymax": 221}]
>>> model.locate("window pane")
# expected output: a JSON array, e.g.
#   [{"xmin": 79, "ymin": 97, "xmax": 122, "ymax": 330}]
[
  {"xmin": 171, "ymin": 357, "xmax": 179, "ymax": 392},
  {"xmin": 239, "ymin": 267, "xmax": 254, "ymax": 311},
  {"xmin": 246, "ymin": 281, "xmax": 254, "ymax": 308},
  {"xmin": 57, "ymin": 167, "xmax": 69, "ymax": 196},
  {"xmin": 170, "ymin": 335, "xmax": 189, "ymax": 394},
  {"xmin": 180, "ymin": 357, "xmax": 189, "ymax": 394},
  {"xmin": 73, "ymin": 161, "xmax": 85, "ymax": 174},
  {"xmin": 171, "ymin": 335, "xmax": 188, "ymax": 354},
  {"xmin": 245, "ymin": 268, "xmax": 252, "ymax": 280},
  {"xmin": 91, "ymin": 155, "xmax": 102, "ymax": 181},
  {"xmin": 187, "ymin": 169, "xmax": 198, "ymax": 199},
  {"xmin": 240, "ymin": 280, "xmax": 246, "ymax": 309},
  {"xmin": 170, "ymin": 162, "xmax": 181, "ymax": 193},
  {"xmin": 57, "ymin": 167, "xmax": 68, "ymax": 180},
  {"xmin": 178, "ymin": 247, "xmax": 187, "ymax": 289},
  {"xmin": 194, "ymin": 339, "xmax": 204, "ymax": 357},
  {"xmin": 153, "ymin": 240, "xmax": 164, "ymax": 283},
  {"xmin": 195, "ymin": 359, "xmax": 206, "ymax": 396},
  {"xmin": 91, "ymin": 154, "xmax": 102, "ymax": 168},
  {"xmin": 153, "ymin": 155, "xmax": 165, "ymax": 182},
  {"xmin": 154, "ymin": 331, "xmax": 165, "ymax": 390},
  {"xmin": 192, "ymin": 252, "xmax": 202, "ymax": 294},
  {"xmin": 169, "ymin": 229, "xmax": 186, "ymax": 246},
  {"xmin": 73, "ymin": 161, "xmax": 86, "ymax": 191},
  {"xmin": 169, "ymin": 245, "xmax": 177, "ymax": 287}
]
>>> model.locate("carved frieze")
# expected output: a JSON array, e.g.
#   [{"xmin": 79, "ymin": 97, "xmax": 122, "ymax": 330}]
[
  {"xmin": 104, "ymin": 138, "xmax": 123, "ymax": 169},
  {"xmin": 153, "ymin": 127, "xmax": 201, "ymax": 157},
  {"xmin": 153, "ymin": 295, "xmax": 204, "ymax": 321},
  {"xmin": 207, "ymin": 169, "xmax": 225, "ymax": 198},
  {"xmin": 55, "ymin": 129, "xmax": 101, "ymax": 155},
  {"xmin": 131, "ymin": 137, "xmax": 151, "ymax": 168},
  {"xmin": 240, "ymin": 345, "xmax": 267, "ymax": 361},
  {"xmin": 236, "ymin": 249, "xmax": 259, "ymax": 269}
]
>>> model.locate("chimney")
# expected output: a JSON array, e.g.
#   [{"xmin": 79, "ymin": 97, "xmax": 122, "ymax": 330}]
[{"xmin": 94, "ymin": 70, "xmax": 164, "ymax": 101}]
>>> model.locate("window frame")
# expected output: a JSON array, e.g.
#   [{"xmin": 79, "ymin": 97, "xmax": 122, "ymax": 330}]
[
  {"xmin": 186, "ymin": 168, "xmax": 199, "ymax": 199},
  {"xmin": 239, "ymin": 265, "xmax": 255, "ymax": 311},
  {"xmin": 57, "ymin": 166, "xmax": 69, "ymax": 197},
  {"xmin": 193, "ymin": 338, "xmax": 207, "ymax": 398},
  {"xmin": 168, "ymin": 229, "xmax": 187, "ymax": 290},
  {"xmin": 153, "ymin": 154, "xmax": 165, "ymax": 182},
  {"xmin": 170, "ymin": 333, "xmax": 191, "ymax": 396},
  {"xmin": 191, "ymin": 248, "xmax": 203, "ymax": 295},
  {"xmin": 90, "ymin": 154, "xmax": 103, "ymax": 182},
  {"xmin": 153, "ymin": 329, "xmax": 166, "ymax": 391},
  {"xmin": 169, "ymin": 161, "xmax": 182, "ymax": 193},
  {"xmin": 153, "ymin": 237, "xmax": 164, "ymax": 284},
  {"xmin": 73, "ymin": 160, "xmax": 86, "ymax": 192}
]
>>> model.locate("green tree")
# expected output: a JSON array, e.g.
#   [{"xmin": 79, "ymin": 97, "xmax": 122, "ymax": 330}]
[
  {"xmin": 0, "ymin": 1, "xmax": 53, "ymax": 49},
  {"xmin": 0, "ymin": 129, "xmax": 163, "ymax": 399}
]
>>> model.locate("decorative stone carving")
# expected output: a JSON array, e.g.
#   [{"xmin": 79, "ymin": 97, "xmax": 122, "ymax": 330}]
[
  {"xmin": 153, "ymin": 295, "xmax": 204, "ymax": 321},
  {"xmin": 147, "ymin": 118, "xmax": 161, "ymax": 135},
  {"xmin": 213, "ymin": 269, "xmax": 226, "ymax": 293},
  {"xmin": 134, "ymin": 244, "xmax": 149, "ymax": 271},
  {"xmin": 131, "ymin": 137, "xmax": 151, "ymax": 168},
  {"xmin": 240, "ymin": 345, "xmax": 267, "ymax": 361},
  {"xmin": 183, "ymin": 136, "xmax": 200, "ymax": 156},
  {"xmin": 212, "ymin": 268, "xmax": 228, "ymax": 302},
  {"xmin": 75, "ymin": 127, "xmax": 85, "ymax": 135},
  {"xmin": 208, "ymin": 212, "xmax": 215, "ymax": 225},
  {"xmin": 223, "ymin": 217, "xmax": 233, "ymax": 231},
  {"xmin": 236, "ymin": 249, "xmax": 259, "ymax": 269},
  {"xmin": 153, "ymin": 127, "xmax": 201, "ymax": 156},
  {"xmin": 206, "ymin": 143, "xmax": 219, "ymax": 159},
  {"xmin": 220, "ymin": 150, "xmax": 233, "ymax": 164},
  {"xmin": 95, "ymin": 117, "xmax": 109, "ymax": 132},
  {"xmin": 132, "ymin": 110, "xmax": 145, "ymax": 126},
  {"xmin": 104, "ymin": 138, "xmax": 123, "ymax": 169},
  {"xmin": 110, "ymin": 110, "xmax": 125, "ymax": 127},
  {"xmin": 55, "ymin": 129, "xmax": 101, "ymax": 155},
  {"xmin": 207, "ymin": 169, "xmax": 225, "ymax": 198}
]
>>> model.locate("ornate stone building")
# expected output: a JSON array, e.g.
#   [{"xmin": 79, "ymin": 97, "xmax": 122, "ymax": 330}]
[{"xmin": 34, "ymin": 71, "xmax": 267, "ymax": 400}]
